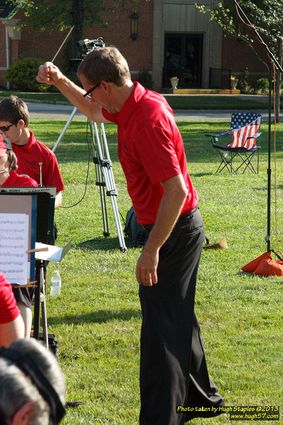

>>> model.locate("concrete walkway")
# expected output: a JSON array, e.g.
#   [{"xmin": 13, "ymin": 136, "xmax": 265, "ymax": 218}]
[{"xmin": 27, "ymin": 101, "xmax": 271, "ymax": 122}]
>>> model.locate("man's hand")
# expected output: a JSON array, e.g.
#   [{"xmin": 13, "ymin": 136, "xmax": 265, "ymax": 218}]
[
  {"xmin": 136, "ymin": 247, "xmax": 159, "ymax": 286},
  {"xmin": 135, "ymin": 174, "xmax": 188, "ymax": 287},
  {"xmin": 36, "ymin": 61, "xmax": 106, "ymax": 123},
  {"xmin": 36, "ymin": 62, "xmax": 63, "ymax": 86}
]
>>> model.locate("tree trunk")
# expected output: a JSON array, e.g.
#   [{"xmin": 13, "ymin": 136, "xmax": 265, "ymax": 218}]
[
  {"xmin": 71, "ymin": 0, "xmax": 85, "ymax": 56},
  {"xmin": 63, "ymin": 0, "xmax": 85, "ymax": 80}
]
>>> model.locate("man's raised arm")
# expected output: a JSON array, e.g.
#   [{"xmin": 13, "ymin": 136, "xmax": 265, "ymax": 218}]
[{"xmin": 36, "ymin": 62, "xmax": 106, "ymax": 123}]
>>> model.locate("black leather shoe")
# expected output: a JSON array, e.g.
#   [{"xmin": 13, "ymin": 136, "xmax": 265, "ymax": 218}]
[{"xmin": 184, "ymin": 396, "xmax": 225, "ymax": 422}]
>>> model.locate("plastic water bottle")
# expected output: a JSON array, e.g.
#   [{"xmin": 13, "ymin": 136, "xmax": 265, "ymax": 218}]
[{"xmin": 50, "ymin": 270, "xmax": 61, "ymax": 297}]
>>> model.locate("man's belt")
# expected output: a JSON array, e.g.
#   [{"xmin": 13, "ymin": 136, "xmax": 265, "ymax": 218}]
[{"xmin": 141, "ymin": 207, "xmax": 199, "ymax": 231}]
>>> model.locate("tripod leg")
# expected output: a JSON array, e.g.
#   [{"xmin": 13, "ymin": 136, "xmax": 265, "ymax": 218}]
[
  {"xmin": 33, "ymin": 285, "xmax": 40, "ymax": 339},
  {"xmin": 93, "ymin": 123, "xmax": 127, "ymax": 251},
  {"xmin": 40, "ymin": 261, "xmax": 49, "ymax": 349},
  {"xmin": 52, "ymin": 106, "xmax": 78, "ymax": 153},
  {"xmin": 90, "ymin": 124, "xmax": 110, "ymax": 237},
  {"xmin": 100, "ymin": 187, "xmax": 110, "ymax": 237},
  {"xmin": 94, "ymin": 156, "xmax": 110, "ymax": 237},
  {"xmin": 101, "ymin": 124, "xmax": 127, "ymax": 251},
  {"xmin": 108, "ymin": 191, "xmax": 127, "ymax": 252}
]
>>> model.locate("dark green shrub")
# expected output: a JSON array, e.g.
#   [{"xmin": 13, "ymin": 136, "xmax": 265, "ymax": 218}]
[
  {"xmin": 5, "ymin": 57, "xmax": 49, "ymax": 92},
  {"xmin": 237, "ymin": 67, "xmax": 253, "ymax": 94},
  {"xmin": 255, "ymin": 77, "xmax": 269, "ymax": 94},
  {"xmin": 137, "ymin": 70, "xmax": 153, "ymax": 89}
]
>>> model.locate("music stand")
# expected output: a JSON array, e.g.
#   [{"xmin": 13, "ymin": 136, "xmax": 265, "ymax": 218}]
[{"xmin": 0, "ymin": 187, "xmax": 56, "ymax": 347}]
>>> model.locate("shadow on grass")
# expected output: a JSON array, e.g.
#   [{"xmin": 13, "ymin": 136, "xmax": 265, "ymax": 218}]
[
  {"xmin": 237, "ymin": 270, "xmax": 270, "ymax": 280},
  {"xmin": 48, "ymin": 308, "xmax": 141, "ymax": 326},
  {"xmin": 77, "ymin": 237, "xmax": 128, "ymax": 251},
  {"xmin": 191, "ymin": 172, "xmax": 214, "ymax": 177}
]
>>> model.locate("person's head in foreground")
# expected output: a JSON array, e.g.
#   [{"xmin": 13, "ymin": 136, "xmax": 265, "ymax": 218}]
[{"xmin": 0, "ymin": 338, "xmax": 66, "ymax": 425}]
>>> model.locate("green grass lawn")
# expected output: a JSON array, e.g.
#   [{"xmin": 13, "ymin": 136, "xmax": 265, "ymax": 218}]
[{"xmin": 29, "ymin": 117, "xmax": 283, "ymax": 425}]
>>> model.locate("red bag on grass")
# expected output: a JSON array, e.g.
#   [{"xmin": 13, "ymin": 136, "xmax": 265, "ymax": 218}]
[{"xmin": 242, "ymin": 251, "xmax": 283, "ymax": 276}]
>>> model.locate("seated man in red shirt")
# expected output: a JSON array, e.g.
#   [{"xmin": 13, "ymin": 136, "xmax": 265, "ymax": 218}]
[
  {"xmin": 0, "ymin": 272, "xmax": 24, "ymax": 347},
  {"xmin": 0, "ymin": 95, "xmax": 64, "ymax": 209},
  {"xmin": 0, "ymin": 97, "xmax": 65, "ymax": 336},
  {"xmin": 0, "ymin": 136, "xmax": 38, "ymax": 338},
  {"xmin": 0, "ymin": 135, "xmax": 38, "ymax": 188}
]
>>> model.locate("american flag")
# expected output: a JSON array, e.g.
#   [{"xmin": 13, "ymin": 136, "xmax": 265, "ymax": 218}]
[{"xmin": 228, "ymin": 112, "xmax": 261, "ymax": 150}]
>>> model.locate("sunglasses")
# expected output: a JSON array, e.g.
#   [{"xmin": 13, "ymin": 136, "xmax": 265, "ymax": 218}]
[
  {"xmin": 83, "ymin": 82, "xmax": 101, "ymax": 98},
  {"xmin": 0, "ymin": 123, "xmax": 15, "ymax": 132}
]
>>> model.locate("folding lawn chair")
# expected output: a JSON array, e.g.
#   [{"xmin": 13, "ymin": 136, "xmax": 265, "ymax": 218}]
[{"xmin": 206, "ymin": 112, "xmax": 262, "ymax": 174}]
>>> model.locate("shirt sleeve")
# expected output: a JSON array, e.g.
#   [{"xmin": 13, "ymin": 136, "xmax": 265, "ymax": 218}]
[
  {"xmin": 0, "ymin": 281, "xmax": 20, "ymax": 324},
  {"xmin": 43, "ymin": 152, "xmax": 65, "ymax": 193}
]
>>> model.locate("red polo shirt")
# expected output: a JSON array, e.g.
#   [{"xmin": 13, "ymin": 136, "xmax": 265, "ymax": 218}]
[
  {"xmin": 1, "ymin": 170, "xmax": 38, "ymax": 188},
  {"xmin": 0, "ymin": 273, "xmax": 19, "ymax": 324},
  {"xmin": 103, "ymin": 82, "xmax": 198, "ymax": 224},
  {"xmin": 12, "ymin": 132, "xmax": 64, "ymax": 193}
]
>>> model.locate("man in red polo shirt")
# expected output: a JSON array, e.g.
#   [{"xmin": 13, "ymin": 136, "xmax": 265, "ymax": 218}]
[
  {"xmin": 0, "ymin": 97, "xmax": 64, "ymax": 337},
  {"xmin": 0, "ymin": 136, "xmax": 38, "ymax": 338},
  {"xmin": 0, "ymin": 96, "xmax": 64, "ymax": 208},
  {"xmin": 37, "ymin": 47, "xmax": 224, "ymax": 425}
]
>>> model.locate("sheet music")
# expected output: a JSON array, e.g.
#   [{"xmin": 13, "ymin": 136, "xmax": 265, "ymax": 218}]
[
  {"xmin": 0, "ymin": 213, "xmax": 29, "ymax": 285},
  {"xmin": 35, "ymin": 241, "xmax": 72, "ymax": 262}
]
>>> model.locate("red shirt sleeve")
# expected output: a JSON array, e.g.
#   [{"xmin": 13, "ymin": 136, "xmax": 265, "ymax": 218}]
[
  {"xmin": 42, "ymin": 151, "xmax": 65, "ymax": 193},
  {"xmin": 0, "ymin": 274, "xmax": 20, "ymax": 324}
]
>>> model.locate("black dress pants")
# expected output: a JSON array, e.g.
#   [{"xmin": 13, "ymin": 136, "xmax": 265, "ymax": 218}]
[{"xmin": 139, "ymin": 209, "xmax": 224, "ymax": 425}]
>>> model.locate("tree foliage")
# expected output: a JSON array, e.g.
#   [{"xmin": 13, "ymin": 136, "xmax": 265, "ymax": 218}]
[
  {"xmin": 197, "ymin": 0, "xmax": 283, "ymax": 117},
  {"xmin": 6, "ymin": 0, "xmax": 110, "ymax": 59},
  {"xmin": 7, "ymin": 0, "xmax": 106, "ymax": 32},
  {"xmin": 6, "ymin": 0, "xmax": 138, "ymax": 59},
  {"xmin": 197, "ymin": 0, "xmax": 283, "ymax": 63}
]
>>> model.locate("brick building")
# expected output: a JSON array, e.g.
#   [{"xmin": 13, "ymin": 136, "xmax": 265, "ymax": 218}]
[{"xmin": 0, "ymin": 0, "xmax": 267, "ymax": 91}]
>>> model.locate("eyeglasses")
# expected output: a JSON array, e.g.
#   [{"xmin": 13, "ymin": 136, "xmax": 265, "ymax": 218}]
[
  {"xmin": 83, "ymin": 82, "xmax": 101, "ymax": 98},
  {"xmin": 0, "ymin": 123, "xmax": 15, "ymax": 133}
]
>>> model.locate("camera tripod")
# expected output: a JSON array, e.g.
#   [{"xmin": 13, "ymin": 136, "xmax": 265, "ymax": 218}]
[{"xmin": 52, "ymin": 107, "xmax": 127, "ymax": 252}]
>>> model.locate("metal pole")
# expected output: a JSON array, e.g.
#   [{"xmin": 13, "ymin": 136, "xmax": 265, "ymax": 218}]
[
  {"xmin": 52, "ymin": 107, "xmax": 78, "ymax": 153},
  {"xmin": 40, "ymin": 262, "xmax": 49, "ymax": 349},
  {"xmin": 265, "ymin": 66, "xmax": 272, "ymax": 252}
]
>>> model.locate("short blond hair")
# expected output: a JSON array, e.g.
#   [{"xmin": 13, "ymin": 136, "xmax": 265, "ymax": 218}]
[{"xmin": 78, "ymin": 46, "xmax": 131, "ymax": 86}]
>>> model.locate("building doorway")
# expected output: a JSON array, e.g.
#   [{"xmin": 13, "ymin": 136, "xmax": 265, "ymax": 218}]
[{"xmin": 163, "ymin": 33, "xmax": 203, "ymax": 88}]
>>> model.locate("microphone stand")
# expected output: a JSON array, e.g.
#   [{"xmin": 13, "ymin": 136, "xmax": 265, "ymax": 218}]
[{"xmin": 233, "ymin": 0, "xmax": 283, "ymax": 252}]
